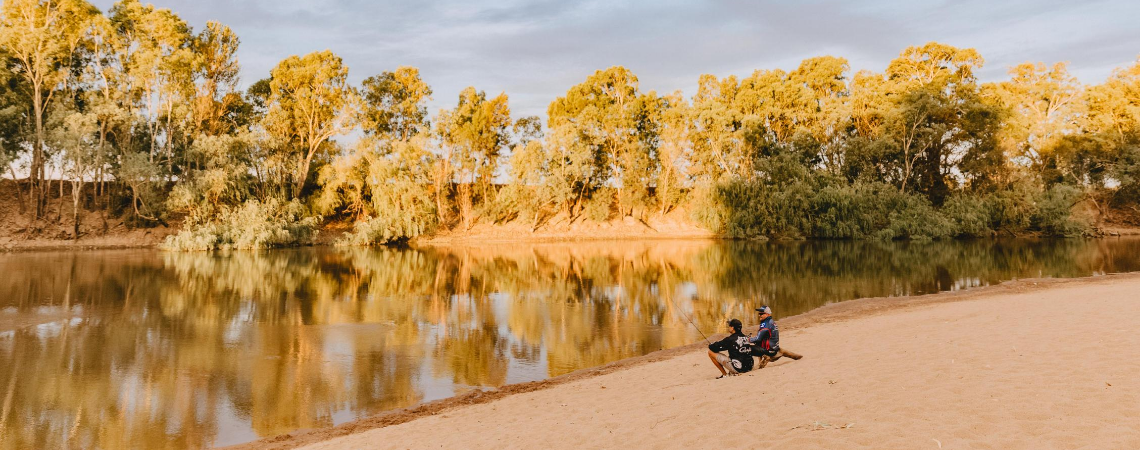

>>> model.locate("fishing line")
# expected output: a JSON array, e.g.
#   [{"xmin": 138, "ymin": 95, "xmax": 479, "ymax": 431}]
[{"xmin": 664, "ymin": 291, "xmax": 712, "ymax": 345}]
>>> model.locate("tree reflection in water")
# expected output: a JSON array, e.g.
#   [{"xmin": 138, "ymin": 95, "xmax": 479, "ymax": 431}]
[{"xmin": 0, "ymin": 238, "xmax": 1137, "ymax": 448}]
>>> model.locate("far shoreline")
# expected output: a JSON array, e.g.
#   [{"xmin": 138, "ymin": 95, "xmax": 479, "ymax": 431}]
[{"xmin": 4, "ymin": 227, "xmax": 1140, "ymax": 254}]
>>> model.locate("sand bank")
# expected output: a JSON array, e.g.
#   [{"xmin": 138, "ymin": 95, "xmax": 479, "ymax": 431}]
[{"xmin": 232, "ymin": 273, "xmax": 1140, "ymax": 449}]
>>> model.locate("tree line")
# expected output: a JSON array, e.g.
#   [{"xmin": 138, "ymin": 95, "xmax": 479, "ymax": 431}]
[{"xmin": 1, "ymin": 0, "xmax": 1138, "ymax": 249}]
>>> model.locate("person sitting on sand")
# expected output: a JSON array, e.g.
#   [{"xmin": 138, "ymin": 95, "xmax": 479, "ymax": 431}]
[
  {"xmin": 707, "ymin": 318, "xmax": 754, "ymax": 379},
  {"xmin": 750, "ymin": 306, "xmax": 802, "ymax": 368}
]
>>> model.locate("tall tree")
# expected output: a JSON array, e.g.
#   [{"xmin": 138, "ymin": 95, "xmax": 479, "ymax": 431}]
[
  {"xmin": 316, "ymin": 66, "xmax": 437, "ymax": 244},
  {"xmin": 192, "ymin": 21, "xmax": 241, "ymax": 137},
  {"xmin": 0, "ymin": 0, "xmax": 98, "ymax": 217},
  {"xmin": 885, "ymin": 42, "xmax": 988, "ymax": 202},
  {"xmin": 359, "ymin": 66, "xmax": 432, "ymax": 142},
  {"xmin": 264, "ymin": 50, "xmax": 353, "ymax": 197},
  {"xmin": 656, "ymin": 92, "xmax": 689, "ymax": 216},
  {"xmin": 789, "ymin": 56, "xmax": 850, "ymax": 173},
  {"xmin": 435, "ymin": 87, "xmax": 511, "ymax": 229},
  {"xmin": 1084, "ymin": 57, "xmax": 1140, "ymax": 144},
  {"xmin": 690, "ymin": 74, "xmax": 746, "ymax": 183},
  {"xmin": 48, "ymin": 108, "xmax": 99, "ymax": 238},
  {"xmin": 0, "ymin": 49, "xmax": 29, "ymax": 213},
  {"xmin": 109, "ymin": 0, "xmax": 193, "ymax": 173},
  {"xmin": 548, "ymin": 66, "xmax": 659, "ymax": 217},
  {"xmin": 988, "ymin": 62, "xmax": 1084, "ymax": 172}
]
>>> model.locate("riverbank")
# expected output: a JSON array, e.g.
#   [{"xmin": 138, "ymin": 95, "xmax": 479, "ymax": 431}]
[
  {"xmin": 7, "ymin": 217, "xmax": 1140, "ymax": 253},
  {"xmin": 6, "ymin": 180, "xmax": 1140, "ymax": 251},
  {"xmin": 416, "ymin": 209, "xmax": 716, "ymax": 244},
  {"xmin": 0, "ymin": 180, "xmax": 173, "ymax": 251},
  {"xmin": 230, "ymin": 273, "xmax": 1140, "ymax": 449}
]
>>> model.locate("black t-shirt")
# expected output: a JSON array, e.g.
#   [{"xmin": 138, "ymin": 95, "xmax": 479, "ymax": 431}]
[{"xmin": 708, "ymin": 331, "xmax": 754, "ymax": 372}]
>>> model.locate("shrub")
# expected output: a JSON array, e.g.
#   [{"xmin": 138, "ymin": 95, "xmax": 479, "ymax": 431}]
[
  {"xmin": 883, "ymin": 193, "xmax": 952, "ymax": 240},
  {"xmin": 982, "ymin": 185, "xmax": 1035, "ymax": 233},
  {"xmin": 482, "ymin": 184, "xmax": 528, "ymax": 225},
  {"xmin": 808, "ymin": 182, "xmax": 894, "ymax": 239},
  {"xmin": 584, "ymin": 189, "xmax": 614, "ymax": 222},
  {"xmin": 162, "ymin": 198, "xmax": 319, "ymax": 251},
  {"xmin": 1032, "ymin": 184, "xmax": 1089, "ymax": 236},
  {"xmin": 941, "ymin": 195, "xmax": 991, "ymax": 237},
  {"xmin": 339, "ymin": 208, "xmax": 436, "ymax": 246}
]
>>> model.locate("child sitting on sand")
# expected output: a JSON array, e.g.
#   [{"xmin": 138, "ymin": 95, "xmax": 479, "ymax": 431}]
[{"xmin": 751, "ymin": 306, "xmax": 803, "ymax": 368}]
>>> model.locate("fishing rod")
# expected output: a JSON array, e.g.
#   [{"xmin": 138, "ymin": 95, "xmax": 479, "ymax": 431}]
[
  {"xmin": 683, "ymin": 307, "xmax": 712, "ymax": 345},
  {"xmin": 665, "ymin": 292, "xmax": 712, "ymax": 345}
]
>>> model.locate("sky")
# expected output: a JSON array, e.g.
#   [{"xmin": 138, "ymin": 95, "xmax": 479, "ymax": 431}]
[{"xmin": 90, "ymin": 0, "xmax": 1140, "ymax": 121}]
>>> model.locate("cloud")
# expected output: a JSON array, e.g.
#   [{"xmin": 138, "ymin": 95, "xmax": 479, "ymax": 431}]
[{"xmin": 90, "ymin": 0, "xmax": 1140, "ymax": 120}]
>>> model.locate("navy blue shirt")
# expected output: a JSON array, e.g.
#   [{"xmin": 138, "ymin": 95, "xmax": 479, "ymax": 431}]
[{"xmin": 750, "ymin": 317, "xmax": 779, "ymax": 351}]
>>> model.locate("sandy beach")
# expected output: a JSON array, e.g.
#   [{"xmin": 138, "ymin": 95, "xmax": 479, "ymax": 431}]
[{"xmin": 235, "ymin": 273, "xmax": 1140, "ymax": 450}]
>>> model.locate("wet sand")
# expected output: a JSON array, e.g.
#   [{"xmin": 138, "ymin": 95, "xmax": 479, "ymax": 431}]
[{"xmin": 231, "ymin": 272, "xmax": 1140, "ymax": 449}]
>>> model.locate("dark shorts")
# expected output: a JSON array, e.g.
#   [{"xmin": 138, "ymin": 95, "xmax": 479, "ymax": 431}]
[{"xmin": 752, "ymin": 347, "xmax": 778, "ymax": 358}]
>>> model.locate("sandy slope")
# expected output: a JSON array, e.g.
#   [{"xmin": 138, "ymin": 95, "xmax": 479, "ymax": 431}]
[{"xmin": 295, "ymin": 275, "xmax": 1140, "ymax": 450}]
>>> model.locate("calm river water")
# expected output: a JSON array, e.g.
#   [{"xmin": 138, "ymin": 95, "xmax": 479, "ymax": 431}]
[{"xmin": 2, "ymin": 238, "xmax": 1139, "ymax": 448}]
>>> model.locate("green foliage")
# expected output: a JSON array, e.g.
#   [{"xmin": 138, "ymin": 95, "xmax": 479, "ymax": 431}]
[
  {"xmin": 703, "ymin": 179, "xmax": 1097, "ymax": 240},
  {"xmin": 1111, "ymin": 146, "xmax": 1140, "ymax": 206},
  {"xmin": 317, "ymin": 65, "xmax": 437, "ymax": 246},
  {"xmin": 1031, "ymin": 185, "xmax": 1089, "ymax": 236},
  {"xmin": 941, "ymin": 195, "xmax": 991, "ymax": 237},
  {"xmin": 162, "ymin": 198, "xmax": 318, "ymax": 250},
  {"xmin": 167, "ymin": 133, "xmax": 254, "ymax": 223},
  {"xmin": 339, "ymin": 209, "xmax": 434, "ymax": 246},
  {"xmin": 265, "ymin": 50, "xmax": 353, "ymax": 196},
  {"xmin": 584, "ymin": 189, "xmax": 614, "ymax": 222},
  {"xmin": 119, "ymin": 151, "xmax": 165, "ymax": 221},
  {"xmin": 980, "ymin": 185, "xmax": 1036, "ymax": 232}
]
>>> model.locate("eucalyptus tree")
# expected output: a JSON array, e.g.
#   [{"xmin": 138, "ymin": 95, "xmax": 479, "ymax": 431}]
[
  {"xmin": 163, "ymin": 20, "xmax": 244, "ymax": 224},
  {"xmin": 0, "ymin": 0, "xmax": 99, "ymax": 217},
  {"xmin": 690, "ymin": 74, "xmax": 746, "ymax": 183},
  {"xmin": 788, "ymin": 56, "xmax": 850, "ymax": 174},
  {"xmin": 1039, "ymin": 59, "xmax": 1140, "ymax": 220},
  {"xmin": 495, "ymin": 115, "xmax": 553, "ymax": 228},
  {"xmin": 318, "ymin": 66, "xmax": 437, "ymax": 244},
  {"xmin": 542, "ymin": 122, "xmax": 589, "ymax": 216},
  {"xmin": 192, "ymin": 21, "xmax": 241, "ymax": 137},
  {"xmin": 1083, "ymin": 58, "xmax": 1140, "ymax": 207},
  {"xmin": 655, "ymin": 92, "xmax": 689, "ymax": 215},
  {"xmin": 360, "ymin": 66, "xmax": 432, "ymax": 142},
  {"xmin": 548, "ymin": 66, "xmax": 660, "ymax": 218},
  {"xmin": 1085, "ymin": 58, "xmax": 1140, "ymax": 145},
  {"xmin": 264, "ymin": 50, "xmax": 353, "ymax": 197},
  {"xmin": 82, "ymin": 14, "xmax": 132, "ymax": 208},
  {"xmin": 987, "ymin": 62, "xmax": 1084, "ymax": 174},
  {"xmin": 0, "ymin": 50, "xmax": 29, "ymax": 212},
  {"xmin": 892, "ymin": 43, "xmax": 993, "ymax": 202},
  {"xmin": 47, "ymin": 108, "xmax": 99, "ymax": 238},
  {"xmin": 109, "ymin": 0, "xmax": 194, "ymax": 174},
  {"xmin": 850, "ymin": 42, "xmax": 995, "ymax": 203},
  {"xmin": 735, "ymin": 68, "xmax": 813, "ymax": 146},
  {"xmin": 435, "ymin": 87, "xmax": 511, "ymax": 229}
]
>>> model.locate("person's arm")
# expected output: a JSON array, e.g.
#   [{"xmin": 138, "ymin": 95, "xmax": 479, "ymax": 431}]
[
  {"xmin": 750, "ymin": 328, "xmax": 770, "ymax": 345},
  {"xmin": 708, "ymin": 335, "xmax": 731, "ymax": 353}
]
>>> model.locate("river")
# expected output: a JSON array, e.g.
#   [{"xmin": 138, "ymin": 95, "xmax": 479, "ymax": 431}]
[{"xmin": 1, "ymin": 238, "xmax": 1138, "ymax": 448}]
